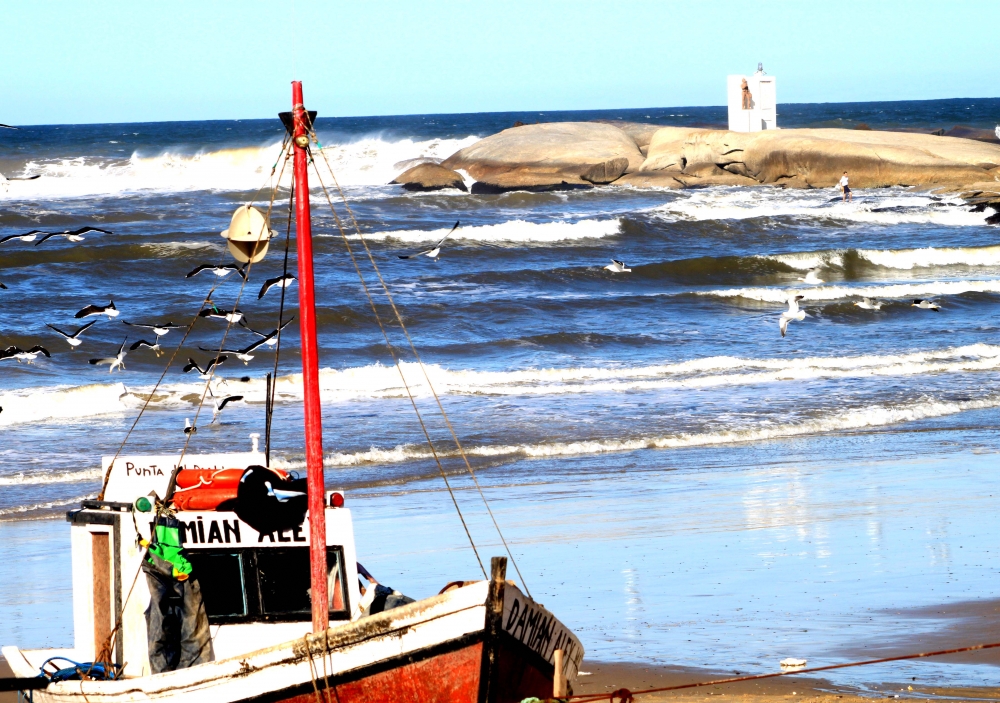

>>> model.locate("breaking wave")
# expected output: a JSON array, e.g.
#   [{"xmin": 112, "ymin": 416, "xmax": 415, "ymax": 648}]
[
  {"xmin": 701, "ymin": 279, "xmax": 1000, "ymax": 303},
  {"xmin": 1, "ymin": 135, "xmax": 479, "ymax": 199},
  {"xmin": 271, "ymin": 394, "xmax": 1000, "ymax": 469},
  {"xmin": 763, "ymin": 244, "xmax": 1000, "ymax": 271},
  {"xmin": 0, "ymin": 382, "xmax": 130, "ymax": 427}
]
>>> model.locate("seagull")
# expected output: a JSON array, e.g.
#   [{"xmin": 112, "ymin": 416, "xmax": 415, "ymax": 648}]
[
  {"xmin": 130, "ymin": 339, "xmax": 162, "ymax": 356},
  {"xmin": 46, "ymin": 321, "xmax": 96, "ymax": 348},
  {"xmin": 89, "ymin": 337, "xmax": 128, "ymax": 372},
  {"xmin": 779, "ymin": 295, "xmax": 807, "ymax": 337},
  {"xmin": 604, "ymin": 259, "xmax": 631, "ymax": 273},
  {"xmin": 183, "ymin": 355, "xmax": 229, "ymax": 376},
  {"xmin": 0, "ymin": 282, "xmax": 6, "ymax": 289},
  {"xmin": 183, "ymin": 418, "xmax": 197, "ymax": 435},
  {"xmin": 208, "ymin": 389, "xmax": 244, "ymax": 422},
  {"xmin": 798, "ymin": 269, "xmax": 824, "ymax": 285},
  {"xmin": 0, "ymin": 230, "xmax": 43, "ymax": 244},
  {"xmin": 0, "ymin": 124, "xmax": 17, "ymax": 130},
  {"xmin": 912, "ymin": 299, "xmax": 941, "ymax": 310},
  {"xmin": 240, "ymin": 317, "xmax": 294, "ymax": 347},
  {"xmin": 397, "ymin": 220, "xmax": 460, "ymax": 260},
  {"xmin": 854, "ymin": 297, "xmax": 883, "ymax": 310},
  {"xmin": 34, "ymin": 227, "xmax": 113, "ymax": 245},
  {"xmin": 258, "ymin": 274, "xmax": 297, "ymax": 299},
  {"xmin": 186, "ymin": 264, "xmax": 247, "ymax": 280},
  {"xmin": 75, "ymin": 300, "xmax": 119, "ymax": 319},
  {"xmin": 122, "ymin": 321, "xmax": 182, "ymax": 339},
  {"xmin": 199, "ymin": 338, "xmax": 266, "ymax": 365},
  {"xmin": 199, "ymin": 306, "xmax": 244, "ymax": 324},
  {"xmin": 0, "ymin": 346, "xmax": 51, "ymax": 363}
]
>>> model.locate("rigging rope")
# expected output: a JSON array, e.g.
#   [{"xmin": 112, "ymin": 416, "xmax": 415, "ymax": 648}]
[
  {"xmin": 306, "ymin": 131, "xmax": 529, "ymax": 591},
  {"xmin": 303, "ymin": 140, "xmax": 486, "ymax": 579}
]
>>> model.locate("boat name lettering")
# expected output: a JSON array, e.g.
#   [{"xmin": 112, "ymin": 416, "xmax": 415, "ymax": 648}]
[
  {"xmin": 258, "ymin": 526, "xmax": 307, "ymax": 543},
  {"xmin": 149, "ymin": 518, "xmax": 242, "ymax": 544},
  {"xmin": 503, "ymin": 596, "xmax": 582, "ymax": 666},
  {"xmin": 125, "ymin": 462, "xmax": 166, "ymax": 477}
]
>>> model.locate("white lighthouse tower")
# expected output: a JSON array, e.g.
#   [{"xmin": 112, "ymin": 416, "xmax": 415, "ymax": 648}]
[{"xmin": 727, "ymin": 63, "xmax": 777, "ymax": 132}]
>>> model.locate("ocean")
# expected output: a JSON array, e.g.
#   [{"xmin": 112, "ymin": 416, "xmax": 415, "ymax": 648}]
[{"xmin": 2, "ymin": 97, "xmax": 1000, "ymax": 688}]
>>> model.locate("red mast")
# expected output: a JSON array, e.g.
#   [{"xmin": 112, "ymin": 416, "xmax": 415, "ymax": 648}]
[{"xmin": 291, "ymin": 80, "xmax": 328, "ymax": 633}]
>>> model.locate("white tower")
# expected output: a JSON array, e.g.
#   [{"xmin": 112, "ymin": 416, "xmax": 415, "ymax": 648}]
[{"xmin": 727, "ymin": 63, "xmax": 777, "ymax": 132}]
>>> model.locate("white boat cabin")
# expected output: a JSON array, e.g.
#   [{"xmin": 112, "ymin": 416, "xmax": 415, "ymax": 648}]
[{"xmin": 16, "ymin": 440, "xmax": 361, "ymax": 678}]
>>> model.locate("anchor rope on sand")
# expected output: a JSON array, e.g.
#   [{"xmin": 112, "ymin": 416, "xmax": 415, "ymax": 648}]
[{"xmin": 561, "ymin": 640, "xmax": 1000, "ymax": 703}]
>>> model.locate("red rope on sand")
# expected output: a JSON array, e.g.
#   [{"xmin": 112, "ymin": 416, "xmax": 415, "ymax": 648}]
[{"xmin": 569, "ymin": 641, "xmax": 1000, "ymax": 702}]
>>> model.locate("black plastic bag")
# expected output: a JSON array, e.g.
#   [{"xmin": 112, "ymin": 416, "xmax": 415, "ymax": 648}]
[{"xmin": 234, "ymin": 465, "xmax": 308, "ymax": 535}]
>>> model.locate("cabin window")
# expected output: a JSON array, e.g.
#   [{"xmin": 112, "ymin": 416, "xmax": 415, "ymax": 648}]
[{"xmin": 186, "ymin": 546, "xmax": 348, "ymax": 624}]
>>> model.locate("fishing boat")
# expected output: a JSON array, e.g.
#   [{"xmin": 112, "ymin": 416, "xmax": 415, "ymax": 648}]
[{"xmin": 1, "ymin": 82, "xmax": 583, "ymax": 702}]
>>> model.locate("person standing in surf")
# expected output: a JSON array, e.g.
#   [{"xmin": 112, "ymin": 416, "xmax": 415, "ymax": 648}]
[{"xmin": 839, "ymin": 171, "xmax": 852, "ymax": 202}]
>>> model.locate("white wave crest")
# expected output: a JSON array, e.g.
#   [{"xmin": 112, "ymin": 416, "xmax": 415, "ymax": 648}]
[
  {"xmin": 0, "ymin": 135, "xmax": 479, "ymax": 199},
  {"xmin": 701, "ymin": 279, "xmax": 1000, "ymax": 303},
  {"xmin": 0, "ymin": 468, "xmax": 103, "ymax": 487},
  {"xmin": 0, "ymin": 382, "xmax": 129, "ymax": 427},
  {"xmin": 763, "ymin": 244, "xmax": 1000, "ymax": 272},
  {"xmin": 351, "ymin": 218, "xmax": 622, "ymax": 244},
  {"xmin": 654, "ymin": 189, "xmax": 986, "ymax": 227},
  {"xmin": 273, "ymin": 394, "xmax": 1000, "ymax": 468},
  {"xmin": 0, "ymin": 494, "xmax": 94, "ymax": 519}
]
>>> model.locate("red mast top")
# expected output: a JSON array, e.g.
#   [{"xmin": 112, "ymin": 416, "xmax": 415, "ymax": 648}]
[{"xmin": 291, "ymin": 80, "xmax": 329, "ymax": 633}]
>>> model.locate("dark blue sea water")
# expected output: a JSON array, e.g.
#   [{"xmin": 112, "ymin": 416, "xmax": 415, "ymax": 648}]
[{"xmin": 2, "ymin": 97, "xmax": 1000, "ymax": 687}]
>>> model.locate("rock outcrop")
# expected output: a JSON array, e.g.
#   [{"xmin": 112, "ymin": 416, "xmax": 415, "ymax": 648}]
[
  {"xmin": 440, "ymin": 122, "xmax": 644, "ymax": 191},
  {"xmin": 390, "ymin": 163, "xmax": 468, "ymax": 192},
  {"xmin": 632, "ymin": 127, "xmax": 1000, "ymax": 189}
]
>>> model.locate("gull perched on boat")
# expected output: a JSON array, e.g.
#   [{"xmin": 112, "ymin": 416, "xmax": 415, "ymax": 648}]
[
  {"xmin": 240, "ymin": 317, "xmax": 294, "ymax": 347},
  {"xmin": 258, "ymin": 274, "xmax": 297, "ymax": 299},
  {"xmin": 854, "ymin": 297, "xmax": 883, "ymax": 310},
  {"xmin": 75, "ymin": 300, "xmax": 119, "ymax": 319},
  {"xmin": 46, "ymin": 321, "xmax": 96, "ymax": 348},
  {"xmin": 200, "ymin": 338, "xmax": 266, "ymax": 365},
  {"xmin": 398, "ymin": 220, "xmax": 460, "ymax": 260},
  {"xmin": 0, "ymin": 345, "xmax": 51, "ymax": 363},
  {"xmin": 183, "ymin": 354, "xmax": 229, "ymax": 376},
  {"xmin": 199, "ymin": 306, "xmax": 244, "ymax": 324},
  {"xmin": 798, "ymin": 269, "xmax": 824, "ymax": 285},
  {"xmin": 912, "ymin": 298, "xmax": 941, "ymax": 310},
  {"xmin": 123, "ymin": 320, "xmax": 182, "ymax": 339},
  {"xmin": 34, "ymin": 226, "xmax": 113, "ymax": 245},
  {"xmin": 89, "ymin": 337, "xmax": 127, "ymax": 372},
  {"xmin": 604, "ymin": 259, "xmax": 631, "ymax": 273},
  {"xmin": 186, "ymin": 263, "xmax": 247, "ymax": 280},
  {"xmin": 779, "ymin": 295, "xmax": 807, "ymax": 337},
  {"xmin": 130, "ymin": 339, "xmax": 162, "ymax": 356}
]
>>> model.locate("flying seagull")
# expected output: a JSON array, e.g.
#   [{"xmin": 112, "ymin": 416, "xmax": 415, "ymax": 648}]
[
  {"xmin": 130, "ymin": 339, "xmax": 162, "ymax": 356},
  {"xmin": 34, "ymin": 226, "xmax": 113, "ymax": 245},
  {"xmin": 199, "ymin": 306, "xmax": 244, "ymax": 324},
  {"xmin": 604, "ymin": 259, "xmax": 631, "ymax": 273},
  {"xmin": 122, "ymin": 321, "xmax": 182, "ymax": 338},
  {"xmin": 208, "ymin": 388, "xmax": 244, "ymax": 422},
  {"xmin": 398, "ymin": 221, "xmax": 460, "ymax": 260},
  {"xmin": 0, "ymin": 345, "xmax": 51, "ymax": 363},
  {"xmin": 854, "ymin": 297, "xmax": 883, "ymax": 310},
  {"xmin": 798, "ymin": 269, "xmax": 824, "ymax": 285},
  {"xmin": 258, "ymin": 274, "xmax": 297, "ymax": 299},
  {"xmin": 779, "ymin": 295, "xmax": 807, "ymax": 338},
  {"xmin": 912, "ymin": 299, "xmax": 941, "ymax": 310},
  {"xmin": 75, "ymin": 300, "xmax": 119, "ymax": 319},
  {"xmin": 200, "ymin": 337, "xmax": 266, "ymax": 365},
  {"xmin": 46, "ymin": 321, "xmax": 97, "ymax": 348},
  {"xmin": 186, "ymin": 264, "xmax": 247, "ymax": 280},
  {"xmin": 0, "ymin": 230, "xmax": 42, "ymax": 244},
  {"xmin": 89, "ymin": 337, "xmax": 128, "ymax": 372},
  {"xmin": 183, "ymin": 355, "xmax": 229, "ymax": 376},
  {"xmin": 240, "ymin": 317, "xmax": 294, "ymax": 347}
]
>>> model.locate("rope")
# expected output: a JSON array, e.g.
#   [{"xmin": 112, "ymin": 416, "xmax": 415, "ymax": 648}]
[
  {"xmin": 568, "ymin": 640, "xmax": 1000, "ymax": 702},
  {"xmin": 301, "ymin": 133, "xmax": 486, "ymax": 579},
  {"xmin": 308, "ymin": 131, "xmax": 528, "ymax": 589}
]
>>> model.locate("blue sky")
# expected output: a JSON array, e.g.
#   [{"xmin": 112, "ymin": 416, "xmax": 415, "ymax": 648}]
[{"xmin": 2, "ymin": 1, "xmax": 999, "ymax": 125}]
